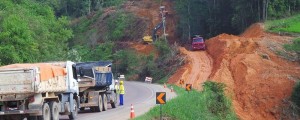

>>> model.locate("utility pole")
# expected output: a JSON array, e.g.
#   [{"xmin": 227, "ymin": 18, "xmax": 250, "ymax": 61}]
[{"xmin": 160, "ymin": 6, "xmax": 167, "ymax": 40}]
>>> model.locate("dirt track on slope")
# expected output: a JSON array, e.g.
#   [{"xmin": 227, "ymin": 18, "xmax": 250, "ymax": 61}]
[
  {"xmin": 169, "ymin": 23, "xmax": 300, "ymax": 120},
  {"xmin": 168, "ymin": 48, "xmax": 213, "ymax": 90}
]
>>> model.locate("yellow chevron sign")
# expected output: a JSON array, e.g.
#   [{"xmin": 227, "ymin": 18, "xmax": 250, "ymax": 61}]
[
  {"xmin": 156, "ymin": 92, "xmax": 166, "ymax": 104},
  {"xmin": 186, "ymin": 84, "xmax": 192, "ymax": 91}
]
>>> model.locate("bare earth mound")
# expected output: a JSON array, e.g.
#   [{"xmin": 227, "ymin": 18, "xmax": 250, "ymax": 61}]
[
  {"xmin": 169, "ymin": 23, "xmax": 300, "ymax": 119},
  {"xmin": 206, "ymin": 24, "xmax": 300, "ymax": 119},
  {"xmin": 168, "ymin": 48, "xmax": 213, "ymax": 90}
]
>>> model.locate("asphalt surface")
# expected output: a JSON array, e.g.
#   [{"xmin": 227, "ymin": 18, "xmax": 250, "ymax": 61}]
[{"xmin": 59, "ymin": 81, "xmax": 177, "ymax": 120}]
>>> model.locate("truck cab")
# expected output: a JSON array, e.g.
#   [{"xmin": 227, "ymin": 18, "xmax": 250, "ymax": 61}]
[{"xmin": 191, "ymin": 35, "xmax": 206, "ymax": 50}]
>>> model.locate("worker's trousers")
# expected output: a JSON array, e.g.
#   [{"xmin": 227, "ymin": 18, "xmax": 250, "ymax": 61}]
[{"xmin": 120, "ymin": 94, "xmax": 124, "ymax": 105}]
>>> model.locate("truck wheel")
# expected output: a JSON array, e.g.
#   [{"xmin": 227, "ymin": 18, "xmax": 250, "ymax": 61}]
[
  {"xmin": 80, "ymin": 107, "xmax": 85, "ymax": 111},
  {"xmin": 102, "ymin": 94, "xmax": 108, "ymax": 111},
  {"xmin": 94, "ymin": 95, "xmax": 103, "ymax": 112},
  {"xmin": 42, "ymin": 103, "xmax": 50, "ymax": 120},
  {"xmin": 68, "ymin": 99, "xmax": 78, "ymax": 120},
  {"xmin": 27, "ymin": 116, "xmax": 38, "ymax": 120},
  {"xmin": 49, "ymin": 101, "xmax": 59, "ymax": 120},
  {"xmin": 111, "ymin": 92, "xmax": 118, "ymax": 108},
  {"xmin": 90, "ymin": 107, "xmax": 95, "ymax": 112}
]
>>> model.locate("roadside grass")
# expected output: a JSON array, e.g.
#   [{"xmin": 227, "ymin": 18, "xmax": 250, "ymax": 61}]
[
  {"xmin": 135, "ymin": 81, "xmax": 237, "ymax": 120},
  {"xmin": 265, "ymin": 14, "xmax": 300, "ymax": 35}
]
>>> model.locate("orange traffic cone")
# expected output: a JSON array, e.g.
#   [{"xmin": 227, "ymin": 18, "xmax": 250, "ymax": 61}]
[
  {"xmin": 130, "ymin": 104, "xmax": 135, "ymax": 119},
  {"xmin": 171, "ymin": 86, "xmax": 174, "ymax": 92},
  {"xmin": 164, "ymin": 83, "xmax": 167, "ymax": 88}
]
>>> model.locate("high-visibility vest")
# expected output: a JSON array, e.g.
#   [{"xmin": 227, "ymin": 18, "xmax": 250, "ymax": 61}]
[{"xmin": 119, "ymin": 85, "xmax": 125, "ymax": 94}]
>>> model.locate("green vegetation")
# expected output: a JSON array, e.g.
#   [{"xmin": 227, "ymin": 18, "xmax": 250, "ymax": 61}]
[
  {"xmin": 70, "ymin": 42, "xmax": 114, "ymax": 62},
  {"xmin": 291, "ymin": 82, "xmax": 300, "ymax": 108},
  {"xmin": 113, "ymin": 49, "xmax": 143, "ymax": 76},
  {"xmin": 112, "ymin": 39, "xmax": 181, "ymax": 81},
  {"xmin": 38, "ymin": 0, "xmax": 125, "ymax": 17},
  {"xmin": 284, "ymin": 38, "xmax": 300, "ymax": 62},
  {"xmin": 265, "ymin": 14, "xmax": 300, "ymax": 62},
  {"xmin": 266, "ymin": 14, "xmax": 300, "ymax": 34},
  {"xmin": 106, "ymin": 11, "xmax": 135, "ymax": 41},
  {"xmin": 174, "ymin": 0, "xmax": 300, "ymax": 44},
  {"xmin": 135, "ymin": 81, "xmax": 237, "ymax": 120},
  {"xmin": 0, "ymin": 0, "xmax": 72, "ymax": 65}
]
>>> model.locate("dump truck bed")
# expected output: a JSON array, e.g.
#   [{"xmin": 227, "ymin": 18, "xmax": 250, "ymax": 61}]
[{"xmin": 0, "ymin": 63, "xmax": 67, "ymax": 101}]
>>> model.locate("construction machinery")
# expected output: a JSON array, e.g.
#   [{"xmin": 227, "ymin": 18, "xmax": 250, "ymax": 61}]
[
  {"xmin": 143, "ymin": 22, "xmax": 163, "ymax": 44},
  {"xmin": 143, "ymin": 6, "xmax": 167, "ymax": 44}
]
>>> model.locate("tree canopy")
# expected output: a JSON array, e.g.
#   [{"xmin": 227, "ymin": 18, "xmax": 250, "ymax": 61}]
[
  {"xmin": 0, "ymin": 0, "xmax": 72, "ymax": 65},
  {"xmin": 174, "ymin": 0, "xmax": 300, "ymax": 44}
]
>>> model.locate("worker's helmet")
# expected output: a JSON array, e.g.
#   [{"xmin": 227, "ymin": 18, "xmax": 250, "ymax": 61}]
[{"xmin": 115, "ymin": 80, "xmax": 118, "ymax": 83}]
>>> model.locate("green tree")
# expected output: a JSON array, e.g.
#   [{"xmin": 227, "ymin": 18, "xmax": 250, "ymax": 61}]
[{"xmin": 0, "ymin": 0, "xmax": 72, "ymax": 65}]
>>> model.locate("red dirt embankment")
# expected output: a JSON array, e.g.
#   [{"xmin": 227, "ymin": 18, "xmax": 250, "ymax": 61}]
[
  {"xmin": 169, "ymin": 23, "xmax": 300, "ymax": 119},
  {"xmin": 168, "ymin": 48, "xmax": 213, "ymax": 90},
  {"xmin": 207, "ymin": 24, "xmax": 300, "ymax": 119}
]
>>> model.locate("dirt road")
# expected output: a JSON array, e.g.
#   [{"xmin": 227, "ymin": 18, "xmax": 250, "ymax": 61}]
[{"xmin": 169, "ymin": 47, "xmax": 213, "ymax": 90}]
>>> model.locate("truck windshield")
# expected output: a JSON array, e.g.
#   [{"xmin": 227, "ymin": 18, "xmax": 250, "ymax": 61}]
[{"xmin": 193, "ymin": 38, "xmax": 204, "ymax": 43}]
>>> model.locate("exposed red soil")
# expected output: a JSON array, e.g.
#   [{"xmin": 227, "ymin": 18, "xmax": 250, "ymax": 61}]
[
  {"xmin": 125, "ymin": 1, "xmax": 300, "ymax": 119},
  {"xmin": 169, "ymin": 23, "xmax": 300, "ymax": 120},
  {"xmin": 126, "ymin": 0, "xmax": 177, "ymax": 52},
  {"xmin": 129, "ymin": 42, "xmax": 155, "ymax": 55},
  {"xmin": 168, "ymin": 48, "xmax": 213, "ymax": 90}
]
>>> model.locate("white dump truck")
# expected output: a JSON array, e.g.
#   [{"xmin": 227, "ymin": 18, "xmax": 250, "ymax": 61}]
[{"xmin": 0, "ymin": 61, "xmax": 79, "ymax": 120}]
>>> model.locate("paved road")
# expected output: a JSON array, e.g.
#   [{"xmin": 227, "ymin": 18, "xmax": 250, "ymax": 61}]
[{"xmin": 60, "ymin": 81, "xmax": 177, "ymax": 120}]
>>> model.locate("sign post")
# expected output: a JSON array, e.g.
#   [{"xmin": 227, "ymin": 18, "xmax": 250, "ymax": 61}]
[
  {"xmin": 179, "ymin": 79, "xmax": 184, "ymax": 87},
  {"xmin": 156, "ymin": 92, "xmax": 166, "ymax": 120},
  {"xmin": 186, "ymin": 84, "xmax": 192, "ymax": 93}
]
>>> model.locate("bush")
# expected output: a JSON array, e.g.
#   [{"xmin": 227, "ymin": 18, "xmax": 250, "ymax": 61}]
[
  {"xmin": 135, "ymin": 81, "xmax": 237, "ymax": 120},
  {"xmin": 266, "ymin": 14, "xmax": 300, "ymax": 34},
  {"xmin": 154, "ymin": 38, "xmax": 171, "ymax": 60},
  {"xmin": 113, "ymin": 49, "xmax": 142, "ymax": 75},
  {"xmin": 291, "ymin": 82, "xmax": 300, "ymax": 107},
  {"xmin": 203, "ymin": 81, "xmax": 230, "ymax": 117},
  {"xmin": 284, "ymin": 38, "xmax": 300, "ymax": 62},
  {"xmin": 70, "ymin": 42, "xmax": 114, "ymax": 62},
  {"xmin": 106, "ymin": 11, "xmax": 135, "ymax": 41}
]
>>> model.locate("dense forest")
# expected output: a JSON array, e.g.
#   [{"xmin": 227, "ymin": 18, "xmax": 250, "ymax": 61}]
[
  {"xmin": 0, "ymin": 0, "xmax": 299, "ymax": 65},
  {"xmin": 0, "ymin": 0, "xmax": 123, "ymax": 65},
  {"xmin": 175, "ymin": 0, "xmax": 300, "ymax": 43},
  {"xmin": 0, "ymin": 0, "xmax": 73, "ymax": 65}
]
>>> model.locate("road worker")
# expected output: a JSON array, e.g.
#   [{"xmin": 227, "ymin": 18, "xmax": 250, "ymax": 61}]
[
  {"xmin": 114, "ymin": 80, "xmax": 119, "ymax": 93},
  {"xmin": 119, "ymin": 80, "xmax": 125, "ymax": 105}
]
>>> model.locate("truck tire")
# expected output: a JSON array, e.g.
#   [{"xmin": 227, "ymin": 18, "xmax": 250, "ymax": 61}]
[
  {"xmin": 27, "ymin": 116, "xmax": 39, "ymax": 120},
  {"xmin": 42, "ymin": 103, "xmax": 51, "ymax": 120},
  {"xmin": 111, "ymin": 92, "xmax": 118, "ymax": 108},
  {"xmin": 94, "ymin": 95, "xmax": 103, "ymax": 112},
  {"xmin": 102, "ymin": 94, "xmax": 108, "ymax": 111},
  {"xmin": 49, "ymin": 101, "xmax": 59, "ymax": 120},
  {"xmin": 90, "ymin": 107, "xmax": 95, "ymax": 112},
  {"xmin": 68, "ymin": 99, "xmax": 78, "ymax": 120},
  {"xmin": 80, "ymin": 107, "xmax": 85, "ymax": 111}
]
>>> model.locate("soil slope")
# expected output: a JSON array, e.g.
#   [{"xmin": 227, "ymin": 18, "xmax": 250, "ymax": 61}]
[
  {"xmin": 168, "ymin": 48, "xmax": 213, "ymax": 90},
  {"xmin": 168, "ymin": 23, "xmax": 300, "ymax": 119}
]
